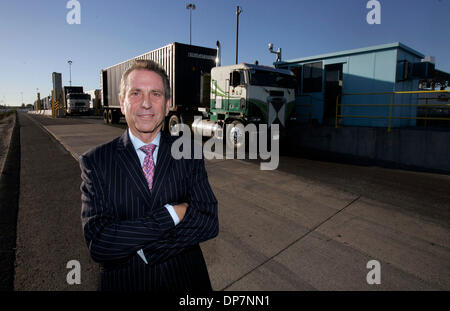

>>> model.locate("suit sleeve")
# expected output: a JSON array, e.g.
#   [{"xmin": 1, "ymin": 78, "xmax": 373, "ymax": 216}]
[
  {"xmin": 80, "ymin": 153, "xmax": 175, "ymax": 264},
  {"xmin": 143, "ymin": 156, "xmax": 219, "ymax": 265}
]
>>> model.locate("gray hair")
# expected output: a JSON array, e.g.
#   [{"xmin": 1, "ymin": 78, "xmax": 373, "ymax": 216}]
[{"xmin": 119, "ymin": 59, "xmax": 171, "ymax": 100}]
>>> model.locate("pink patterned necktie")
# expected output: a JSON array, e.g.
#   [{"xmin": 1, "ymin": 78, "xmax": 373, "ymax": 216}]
[{"xmin": 140, "ymin": 144, "xmax": 157, "ymax": 191}]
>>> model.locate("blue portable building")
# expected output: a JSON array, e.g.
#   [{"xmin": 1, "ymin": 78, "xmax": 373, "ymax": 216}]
[{"xmin": 275, "ymin": 42, "xmax": 435, "ymax": 128}]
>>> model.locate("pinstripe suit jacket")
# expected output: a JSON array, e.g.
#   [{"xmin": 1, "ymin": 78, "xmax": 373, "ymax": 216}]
[{"xmin": 79, "ymin": 130, "xmax": 218, "ymax": 291}]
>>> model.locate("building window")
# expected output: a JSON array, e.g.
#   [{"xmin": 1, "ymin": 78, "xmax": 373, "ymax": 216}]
[
  {"xmin": 302, "ymin": 61, "xmax": 322, "ymax": 93},
  {"xmin": 396, "ymin": 60, "xmax": 411, "ymax": 81}
]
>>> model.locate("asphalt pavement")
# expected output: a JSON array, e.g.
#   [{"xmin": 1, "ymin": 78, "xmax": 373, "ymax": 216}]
[
  {"xmin": 0, "ymin": 113, "xmax": 20, "ymax": 291},
  {"xmin": 12, "ymin": 112, "xmax": 450, "ymax": 291},
  {"xmin": 14, "ymin": 113, "xmax": 97, "ymax": 290}
]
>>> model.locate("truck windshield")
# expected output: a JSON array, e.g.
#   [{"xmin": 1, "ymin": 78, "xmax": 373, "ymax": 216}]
[
  {"xmin": 68, "ymin": 94, "xmax": 90, "ymax": 100},
  {"xmin": 249, "ymin": 70, "xmax": 296, "ymax": 89}
]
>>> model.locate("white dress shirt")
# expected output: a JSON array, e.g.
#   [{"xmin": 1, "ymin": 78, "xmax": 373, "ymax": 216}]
[{"xmin": 128, "ymin": 129, "xmax": 180, "ymax": 225}]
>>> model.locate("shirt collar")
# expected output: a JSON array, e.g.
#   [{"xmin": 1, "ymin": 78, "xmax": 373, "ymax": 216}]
[{"xmin": 128, "ymin": 128, "xmax": 160, "ymax": 151}]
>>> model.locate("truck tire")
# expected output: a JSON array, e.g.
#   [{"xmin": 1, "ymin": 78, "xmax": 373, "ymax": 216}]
[
  {"xmin": 103, "ymin": 109, "xmax": 109, "ymax": 124},
  {"xmin": 168, "ymin": 114, "xmax": 181, "ymax": 136},
  {"xmin": 107, "ymin": 110, "xmax": 114, "ymax": 124},
  {"xmin": 225, "ymin": 120, "xmax": 245, "ymax": 149}
]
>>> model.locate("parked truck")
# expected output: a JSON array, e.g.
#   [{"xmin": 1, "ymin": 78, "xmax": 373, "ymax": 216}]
[
  {"xmin": 101, "ymin": 42, "xmax": 296, "ymax": 147},
  {"xmin": 63, "ymin": 86, "xmax": 91, "ymax": 115},
  {"xmin": 200, "ymin": 62, "xmax": 297, "ymax": 147}
]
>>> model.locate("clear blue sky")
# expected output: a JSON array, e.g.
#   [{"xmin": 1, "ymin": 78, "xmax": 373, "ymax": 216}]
[{"xmin": 0, "ymin": 0, "xmax": 449, "ymax": 106}]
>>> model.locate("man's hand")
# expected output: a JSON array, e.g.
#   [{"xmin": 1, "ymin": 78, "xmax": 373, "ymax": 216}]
[{"xmin": 173, "ymin": 203, "xmax": 188, "ymax": 222}]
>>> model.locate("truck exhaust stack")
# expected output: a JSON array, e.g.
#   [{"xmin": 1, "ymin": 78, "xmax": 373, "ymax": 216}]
[{"xmin": 216, "ymin": 41, "xmax": 221, "ymax": 67}]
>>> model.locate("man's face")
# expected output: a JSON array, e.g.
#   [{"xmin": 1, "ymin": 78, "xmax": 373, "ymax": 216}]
[{"xmin": 120, "ymin": 69, "xmax": 170, "ymax": 143}]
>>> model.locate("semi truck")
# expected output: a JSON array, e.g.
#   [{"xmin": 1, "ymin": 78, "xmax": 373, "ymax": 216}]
[
  {"xmin": 101, "ymin": 42, "xmax": 296, "ymax": 147},
  {"xmin": 200, "ymin": 62, "xmax": 296, "ymax": 147},
  {"xmin": 63, "ymin": 86, "xmax": 91, "ymax": 115}
]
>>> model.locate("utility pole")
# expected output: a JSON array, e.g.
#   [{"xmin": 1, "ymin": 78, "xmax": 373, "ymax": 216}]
[
  {"xmin": 235, "ymin": 6, "xmax": 243, "ymax": 64},
  {"xmin": 186, "ymin": 3, "xmax": 196, "ymax": 45}
]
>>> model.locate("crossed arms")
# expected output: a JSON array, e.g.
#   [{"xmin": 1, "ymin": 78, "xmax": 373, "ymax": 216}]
[{"xmin": 80, "ymin": 154, "xmax": 218, "ymax": 266}]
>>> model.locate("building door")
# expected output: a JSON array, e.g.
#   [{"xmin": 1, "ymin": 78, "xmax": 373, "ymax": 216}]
[{"xmin": 324, "ymin": 63, "xmax": 343, "ymax": 125}]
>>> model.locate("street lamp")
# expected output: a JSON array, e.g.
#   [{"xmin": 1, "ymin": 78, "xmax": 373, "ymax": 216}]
[
  {"xmin": 68, "ymin": 60, "xmax": 72, "ymax": 86},
  {"xmin": 186, "ymin": 3, "xmax": 196, "ymax": 45},
  {"xmin": 235, "ymin": 6, "xmax": 243, "ymax": 64}
]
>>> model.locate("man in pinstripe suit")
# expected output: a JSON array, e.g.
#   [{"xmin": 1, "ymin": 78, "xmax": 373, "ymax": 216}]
[{"xmin": 79, "ymin": 60, "xmax": 218, "ymax": 291}]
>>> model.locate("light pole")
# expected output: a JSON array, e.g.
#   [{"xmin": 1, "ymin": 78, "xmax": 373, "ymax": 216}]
[
  {"xmin": 68, "ymin": 60, "xmax": 72, "ymax": 86},
  {"xmin": 186, "ymin": 3, "xmax": 196, "ymax": 45},
  {"xmin": 235, "ymin": 6, "xmax": 243, "ymax": 64}
]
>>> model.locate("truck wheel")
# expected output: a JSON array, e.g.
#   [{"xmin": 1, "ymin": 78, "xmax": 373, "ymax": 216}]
[
  {"xmin": 226, "ymin": 120, "xmax": 245, "ymax": 149},
  {"xmin": 107, "ymin": 110, "xmax": 114, "ymax": 124},
  {"xmin": 168, "ymin": 114, "xmax": 181, "ymax": 136},
  {"xmin": 103, "ymin": 110, "xmax": 109, "ymax": 124}
]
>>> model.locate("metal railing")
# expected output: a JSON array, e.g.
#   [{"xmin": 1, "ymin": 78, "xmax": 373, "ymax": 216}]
[{"xmin": 335, "ymin": 90, "xmax": 450, "ymax": 132}]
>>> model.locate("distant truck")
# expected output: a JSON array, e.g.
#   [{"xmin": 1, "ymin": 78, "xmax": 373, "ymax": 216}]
[
  {"xmin": 101, "ymin": 42, "xmax": 296, "ymax": 147},
  {"xmin": 63, "ymin": 86, "xmax": 90, "ymax": 115}
]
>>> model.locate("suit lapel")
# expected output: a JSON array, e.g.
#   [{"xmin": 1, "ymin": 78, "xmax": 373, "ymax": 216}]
[
  {"xmin": 116, "ymin": 130, "xmax": 153, "ymax": 204},
  {"xmin": 148, "ymin": 132, "xmax": 174, "ymax": 210}
]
